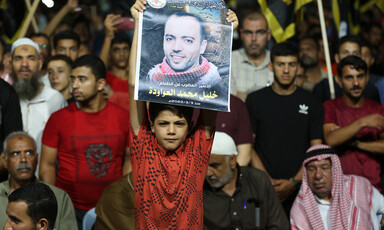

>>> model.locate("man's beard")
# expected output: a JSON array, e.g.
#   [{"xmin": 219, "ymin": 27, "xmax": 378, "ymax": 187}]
[
  {"xmin": 300, "ymin": 54, "xmax": 318, "ymax": 68},
  {"xmin": 12, "ymin": 72, "xmax": 41, "ymax": 100}
]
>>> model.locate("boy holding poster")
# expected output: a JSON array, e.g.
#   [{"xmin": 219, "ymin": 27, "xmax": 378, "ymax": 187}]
[{"xmin": 129, "ymin": 0, "xmax": 238, "ymax": 228}]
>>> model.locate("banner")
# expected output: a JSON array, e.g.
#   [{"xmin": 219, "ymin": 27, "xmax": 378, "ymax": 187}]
[
  {"xmin": 134, "ymin": 0, "xmax": 233, "ymax": 111},
  {"xmin": 257, "ymin": 0, "xmax": 313, "ymax": 43}
]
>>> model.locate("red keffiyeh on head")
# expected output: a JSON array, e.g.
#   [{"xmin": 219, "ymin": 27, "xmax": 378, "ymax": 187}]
[
  {"xmin": 151, "ymin": 56, "xmax": 211, "ymax": 84},
  {"xmin": 291, "ymin": 144, "xmax": 374, "ymax": 230}
]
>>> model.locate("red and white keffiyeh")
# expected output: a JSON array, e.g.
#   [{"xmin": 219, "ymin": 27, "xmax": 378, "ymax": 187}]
[
  {"xmin": 291, "ymin": 144, "xmax": 374, "ymax": 230},
  {"xmin": 151, "ymin": 56, "xmax": 211, "ymax": 84}
]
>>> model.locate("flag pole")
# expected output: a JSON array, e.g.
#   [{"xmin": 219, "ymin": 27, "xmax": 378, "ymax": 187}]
[
  {"xmin": 19, "ymin": 0, "xmax": 40, "ymax": 38},
  {"xmin": 317, "ymin": 0, "xmax": 335, "ymax": 99},
  {"xmin": 24, "ymin": 0, "xmax": 39, "ymax": 33}
]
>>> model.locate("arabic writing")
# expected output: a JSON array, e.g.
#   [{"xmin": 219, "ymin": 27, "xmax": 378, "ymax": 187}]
[{"xmin": 148, "ymin": 87, "xmax": 218, "ymax": 101}]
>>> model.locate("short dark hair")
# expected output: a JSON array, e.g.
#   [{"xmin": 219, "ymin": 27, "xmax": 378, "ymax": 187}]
[
  {"xmin": 72, "ymin": 55, "xmax": 106, "ymax": 80},
  {"xmin": 8, "ymin": 183, "xmax": 57, "ymax": 230},
  {"xmin": 337, "ymin": 55, "xmax": 367, "ymax": 77},
  {"xmin": 111, "ymin": 32, "xmax": 131, "ymax": 46},
  {"xmin": 360, "ymin": 38, "xmax": 373, "ymax": 52},
  {"xmin": 53, "ymin": 30, "xmax": 80, "ymax": 49},
  {"xmin": 149, "ymin": 103, "xmax": 193, "ymax": 126},
  {"xmin": 240, "ymin": 11, "xmax": 268, "ymax": 30},
  {"xmin": 270, "ymin": 42, "xmax": 299, "ymax": 63},
  {"xmin": 336, "ymin": 35, "xmax": 360, "ymax": 54},
  {"xmin": 166, "ymin": 12, "xmax": 206, "ymax": 42},
  {"xmin": 299, "ymin": 36, "xmax": 319, "ymax": 51},
  {"xmin": 46, "ymin": 55, "xmax": 73, "ymax": 69}
]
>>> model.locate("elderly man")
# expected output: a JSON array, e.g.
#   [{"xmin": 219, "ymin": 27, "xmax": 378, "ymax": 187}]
[
  {"xmin": 204, "ymin": 132, "xmax": 289, "ymax": 230},
  {"xmin": 10, "ymin": 38, "xmax": 66, "ymax": 164},
  {"xmin": 0, "ymin": 131, "xmax": 77, "ymax": 229},
  {"xmin": 291, "ymin": 144, "xmax": 384, "ymax": 230},
  {"xmin": 4, "ymin": 183, "xmax": 57, "ymax": 230}
]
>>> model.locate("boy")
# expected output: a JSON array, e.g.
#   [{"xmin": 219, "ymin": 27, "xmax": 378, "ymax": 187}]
[{"xmin": 129, "ymin": 0, "xmax": 238, "ymax": 228}]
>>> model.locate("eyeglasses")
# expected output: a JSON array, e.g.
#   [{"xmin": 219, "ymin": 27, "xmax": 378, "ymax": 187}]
[{"xmin": 38, "ymin": 44, "xmax": 49, "ymax": 50}]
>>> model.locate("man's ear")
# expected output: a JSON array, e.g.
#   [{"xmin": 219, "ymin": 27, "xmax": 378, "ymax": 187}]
[
  {"xmin": 335, "ymin": 75, "xmax": 342, "ymax": 87},
  {"xmin": 229, "ymin": 154, "xmax": 237, "ymax": 169},
  {"xmin": 1, "ymin": 152, "xmax": 7, "ymax": 170},
  {"xmin": 97, "ymin": 78, "xmax": 106, "ymax": 91},
  {"xmin": 335, "ymin": 53, "xmax": 340, "ymax": 64},
  {"xmin": 199, "ymin": 40, "xmax": 208, "ymax": 54},
  {"xmin": 37, "ymin": 218, "xmax": 49, "ymax": 230}
]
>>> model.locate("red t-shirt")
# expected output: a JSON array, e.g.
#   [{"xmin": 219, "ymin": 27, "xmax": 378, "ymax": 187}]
[
  {"xmin": 42, "ymin": 102, "xmax": 130, "ymax": 210},
  {"xmin": 324, "ymin": 97, "xmax": 384, "ymax": 190},
  {"xmin": 130, "ymin": 117, "xmax": 213, "ymax": 229},
  {"xmin": 106, "ymin": 71, "xmax": 129, "ymax": 93}
]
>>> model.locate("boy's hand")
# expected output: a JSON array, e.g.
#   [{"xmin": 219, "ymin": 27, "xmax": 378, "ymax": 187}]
[
  {"xmin": 104, "ymin": 14, "xmax": 122, "ymax": 39},
  {"xmin": 131, "ymin": 0, "xmax": 147, "ymax": 22},
  {"xmin": 226, "ymin": 9, "xmax": 239, "ymax": 31}
]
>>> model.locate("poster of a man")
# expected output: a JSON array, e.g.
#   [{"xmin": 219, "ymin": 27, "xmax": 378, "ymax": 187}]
[{"xmin": 135, "ymin": 0, "xmax": 233, "ymax": 111}]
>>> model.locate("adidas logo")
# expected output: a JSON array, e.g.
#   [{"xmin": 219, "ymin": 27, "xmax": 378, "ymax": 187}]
[{"xmin": 298, "ymin": 104, "xmax": 308, "ymax": 115}]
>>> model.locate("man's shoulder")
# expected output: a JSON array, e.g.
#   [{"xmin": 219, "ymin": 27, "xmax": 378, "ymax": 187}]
[
  {"xmin": 49, "ymin": 103, "xmax": 76, "ymax": 119},
  {"xmin": 42, "ymin": 181, "xmax": 71, "ymax": 200},
  {"xmin": 247, "ymin": 87, "xmax": 272, "ymax": 99},
  {"xmin": 240, "ymin": 166, "xmax": 270, "ymax": 182},
  {"xmin": 231, "ymin": 48, "xmax": 246, "ymax": 58},
  {"xmin": 0, "ymin": 78, "xmax": 15, "ymax": 95},
  {"xmin": 42, "ymin": 86, "xmax": 66, "ymax": 102},
  {"xmin": 105, "ymin": 101, "xmax": 128, "ymax": 116}
]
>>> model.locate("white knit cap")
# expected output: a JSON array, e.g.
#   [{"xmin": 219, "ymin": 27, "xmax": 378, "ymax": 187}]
[
  {"xmin": 211, "ymin": 132, "xmax": 238, "ymax": 156},
  {"xmin": 11, "ymin": 38, "xmax": 40, "ymax": 55}
]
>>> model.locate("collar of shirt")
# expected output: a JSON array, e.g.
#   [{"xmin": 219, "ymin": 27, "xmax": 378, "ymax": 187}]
[{"xmin": 239, "ymin": 48, "xmax": 270, "ymax": 70}]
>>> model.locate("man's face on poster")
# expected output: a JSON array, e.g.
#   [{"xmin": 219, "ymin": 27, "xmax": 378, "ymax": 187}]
[{"xmin": 163, "ymin": 15, "xmax": 207, "ymax": 72}]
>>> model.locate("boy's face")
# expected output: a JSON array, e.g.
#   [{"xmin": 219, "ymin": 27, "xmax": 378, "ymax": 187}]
[{"xmin": 151, "ymin": 110, "xmax": 189, "ymax": 151}]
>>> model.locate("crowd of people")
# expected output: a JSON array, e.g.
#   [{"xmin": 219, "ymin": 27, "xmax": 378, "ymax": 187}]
[{"xmin": 0, "ymin": 0, "xmax": 384, "ymax": 229}]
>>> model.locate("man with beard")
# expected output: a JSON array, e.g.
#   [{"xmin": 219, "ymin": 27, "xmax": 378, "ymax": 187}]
[
  {"xmin": 0, "ymin": 131, "xmax": 77, "ymax": 229},
  {"xmin": 245, "ymin": 42, "xmax": 324, "ymax": 218},
  {"xmin": 10, "ymin": 38, "xmax": 66, "ymax": 169},
  {"xmin": 231, "ymin": 11, "xmax": 273, "ymax": 101},
  {"xmin": 298, "ymin": 36, "xmax": 327, "ymax": 92},
  {"xmin": 313, "ymin": 35, "xmax": 380, "ymax": 102},
  {"xmin": 323, "ymin": 55, "xmax": 384, "ymax": 191},
  {"xmin": 203, "ymin": 132, "xmax": 288, "ymax": 230}
]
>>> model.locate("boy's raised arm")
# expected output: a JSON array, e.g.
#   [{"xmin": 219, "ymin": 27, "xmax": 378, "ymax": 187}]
[{"xmin": 129, "ymin": 0, "xmax": 147, "ymax": 135}]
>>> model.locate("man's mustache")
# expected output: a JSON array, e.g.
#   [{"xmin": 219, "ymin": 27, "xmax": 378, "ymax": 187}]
[{"xmin": 16, "ymin": 163, "xmax": 32, "ymax": 171}]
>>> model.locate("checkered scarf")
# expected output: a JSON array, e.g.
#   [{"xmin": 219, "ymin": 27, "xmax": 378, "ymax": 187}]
[
  {"xmin": 151, "ymin": 56, "xmax": 211, "ymax": 84},
  {"xmin": 291, "ymin": 144, "xmax": 374, "ymax": 230}
]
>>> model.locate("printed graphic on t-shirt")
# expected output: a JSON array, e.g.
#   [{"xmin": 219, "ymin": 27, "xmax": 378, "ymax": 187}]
[
  {"xmin": 84, "ymin": 143, "xmax": 113, "ymax": 177},
  {"xmin": 70, "ymin": 134, "xmax": 123, "ymax": 185}
]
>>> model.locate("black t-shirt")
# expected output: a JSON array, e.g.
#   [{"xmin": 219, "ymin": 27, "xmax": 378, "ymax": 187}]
[
  {"xmin": 246, "ymin": 86, "xmax": 324, "ymax": 179},
  {"xmin": 0, "ymin": 79, "xmax": 22, "ymax": 181}
]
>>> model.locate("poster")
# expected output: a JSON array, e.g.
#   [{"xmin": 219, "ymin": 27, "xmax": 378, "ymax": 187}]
[{"xmin": 134, "ymin": 0, "xmax": 233, "ymax": 111}]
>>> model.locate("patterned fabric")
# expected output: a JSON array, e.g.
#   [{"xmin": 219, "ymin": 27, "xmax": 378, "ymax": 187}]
[
  {"xmin": 291, "ymin": 145, "xmax": 374, "ymax": 230},
  {"xmin": 151, "ymin": 56, "xmax": 211, "ymax": 84},
  {"xmin": 130, "ymin": 116, "xmax": 213, "ymax": 229}
]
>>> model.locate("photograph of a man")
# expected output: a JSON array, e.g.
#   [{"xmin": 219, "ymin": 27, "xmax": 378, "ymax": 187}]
[{"xmin": 147, "ymin": 12, "xmax": 221, "ymax": 87}]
